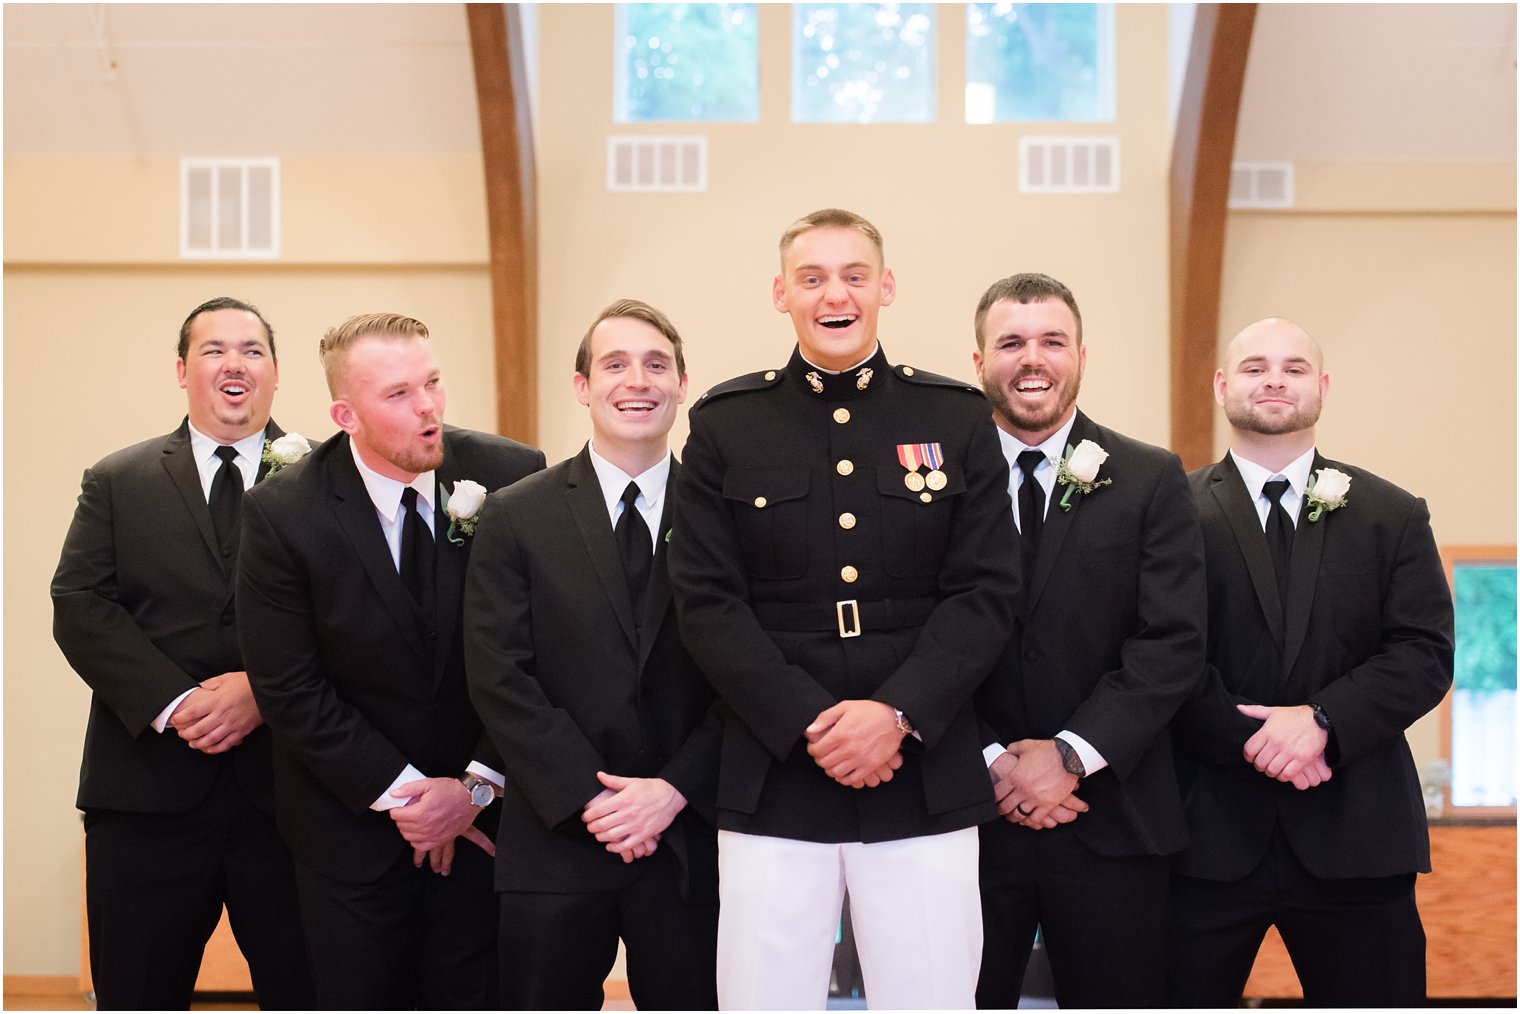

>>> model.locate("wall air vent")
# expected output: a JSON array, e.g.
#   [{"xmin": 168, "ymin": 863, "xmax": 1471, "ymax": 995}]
[
  {"xmin": 181, "ymin": 158, "xmax": 280, "ymax": 259},
  {"xmin": 1229, "ymin": 161, "xmax": 1295, "ymax": 209},
  {"xmin": 1019, "ymin": 137, "xmax": 1120, "ymax": 194},
  {"xmin": 607, "ymin": 136, "xmax": 708, "ymax": 192}
]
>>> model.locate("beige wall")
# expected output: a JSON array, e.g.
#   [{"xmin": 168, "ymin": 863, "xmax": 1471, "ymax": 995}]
[
  {"xmin": 534, "ymin": 4, "xmax": 1177, "ymax": 466},
  {"xmin": 5, "ymin": 1, "xmax": 1515, "ymax": 980}
]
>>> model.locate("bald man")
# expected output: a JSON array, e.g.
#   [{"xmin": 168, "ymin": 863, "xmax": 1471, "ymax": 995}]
[{"xmin": 1166, "ymin": 318, "xmax": 1453, "ymax": 1006}]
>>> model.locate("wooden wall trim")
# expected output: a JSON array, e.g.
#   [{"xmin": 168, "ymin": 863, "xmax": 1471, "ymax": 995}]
[
  {"xmin": 467, "ymin": 3, "xmax": 538, "ymax": 444},
  {"xmin": 1169, "ymin": 4, "xmax": 1256, "ymax": 469}
]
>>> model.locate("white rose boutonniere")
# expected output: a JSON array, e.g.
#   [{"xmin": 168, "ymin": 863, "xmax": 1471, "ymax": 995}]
[
  {"xmin": 440, "ymin": 479, "xmax": 488, "ymax": 544},
  {"xmin": 1054, "ymin": 439, "xmax": 1113, "ymax": 510},
  {"xmin": 261, "ymin": 432, "xmax": 312, "ymax": 475},
  {"xmin": 1304, "ymin": 467, "xmax": 1351, "ymax": 522}
]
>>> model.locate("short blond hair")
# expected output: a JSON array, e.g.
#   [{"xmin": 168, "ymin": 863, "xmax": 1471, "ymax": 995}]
[
  {"xmin": 779, "ymin": 208, "xmax": 884, "ymax": 269},
  {"xmin": 319, "ymin": 312, "xmax": 429, "ymax": 396}
]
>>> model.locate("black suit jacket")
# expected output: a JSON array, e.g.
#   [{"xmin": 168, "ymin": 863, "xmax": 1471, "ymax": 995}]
[
  {"xmin": 1172, "ymin": 452, "xmax": 1453, "ymax": 881},
  {"xmin": 670, "ymin": 345, "xmax": 1020, "ymax": 844},
  {"xmin": 238, "ymin": 427, "xmax": 544, "ymax": 883},
  {"xmin": 53, "ymin": 418, "xmax": 284, "ymax": 814},
  {"xmin": 977, "ymin": 410, "xmax": 1206, "ymax": 867},
  {"xmin": 464, "ymin": 446, "xmax": 719, "ymax": 896}
]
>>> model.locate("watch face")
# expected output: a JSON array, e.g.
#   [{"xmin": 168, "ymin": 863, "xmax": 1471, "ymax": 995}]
[{"xmin": 469, "ymin": 782, "xmax": 494, "ymax": 807}]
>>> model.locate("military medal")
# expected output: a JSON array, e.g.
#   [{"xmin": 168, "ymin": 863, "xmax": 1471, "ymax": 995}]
[
  {"xmin": 921, "ymin": 443, "xmax": 947, "ymax": 490},
  {"xmin": 897, "ymin": 443, "xmax": 925, "ymax": 490}
]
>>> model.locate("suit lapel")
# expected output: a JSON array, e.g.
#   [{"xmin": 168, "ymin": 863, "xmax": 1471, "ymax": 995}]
[
  {"xmin": 430, "ymin": 445, "xmax": 467, "ymax": 685},
  {"xmin": 329, "ymin": 437, "xmax": 429, "ymax": 663},
  {"xmin": 252, "ymin": 419, "xmax": 285, "ymax": 483},
  {"xmin": 161, "ymin": 421, "xmax": 224, "ymax": 572},
  {"xmin": 566, "ymin": 448, "xmax": 639, "ymax": 650},
  {"xmin": 1280, "ymin": 453, "xmax": 1328, "ymax": 679},
  {"xmin": 638, "ymin": 456, "xmax": 679, "ymax": 673},
  {"xmin": 1209, "ymin": 454, "xmax": 1286, "ymax": 648},
  {"xmin": 1024, "ymin": 412, "xmax": 1090, "ymax": 614}
]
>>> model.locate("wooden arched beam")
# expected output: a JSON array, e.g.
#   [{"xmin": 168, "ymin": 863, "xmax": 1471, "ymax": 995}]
[
  {"xmin": 467, "ymin": 3, "xmax": 537, "ymax": 444},
  {"xmin": 1170, "ymin": 3, "xmax": 1256, "ymax": 469}
]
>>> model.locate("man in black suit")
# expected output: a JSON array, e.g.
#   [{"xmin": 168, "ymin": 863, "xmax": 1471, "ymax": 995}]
[
  {"xmin": 1166, "ymin": 316, "xmax": 1453, "ymax": 1006},
  {"xmin": 970, "ymin": 273, "xmax": 1206, "ymax": 1008},
  {"xmin": 238, "ymin": 312, "xmax": 544, "ymax": 1009},
  {"xmin": 465, "ymin": 298, "xmax": 719, "ymax": 1010},
  {"xmin": 670, "ymin": 209, "xmax": 1021, "ymax": 1009},
  {"xmin": 52, "ymin": 296, "xmax": 314, "ymax": 1009}
]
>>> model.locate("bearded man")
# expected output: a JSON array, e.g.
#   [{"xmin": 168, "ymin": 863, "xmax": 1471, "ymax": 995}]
[
  {"xmin": 1165, "ymin": 317, "xmax": 1452, "ymax": 1006},
  {"xmin": 970, "ymin": 272, "xmax": 1206, "ymax": 1008}
]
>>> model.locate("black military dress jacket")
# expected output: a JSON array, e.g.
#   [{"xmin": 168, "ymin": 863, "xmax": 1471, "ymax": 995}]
[{"xmin": 670, "ymin": 344, "xmax": 1021, "ymax": 843}]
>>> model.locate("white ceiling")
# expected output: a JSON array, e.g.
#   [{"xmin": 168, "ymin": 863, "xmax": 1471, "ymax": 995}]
[{"xmin": 3, "ymin": 3, "xmax": 1516, "ymax": 163}]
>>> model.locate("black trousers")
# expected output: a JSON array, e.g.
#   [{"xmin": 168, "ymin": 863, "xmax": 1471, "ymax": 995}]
[
  {"xmin": 293, "ymin": 838, "xmax": 498, "ymax": 1010},
  {"xmin": 977, "ymin": 819, "xmax": 1170, "ymax": 1009},
  {"xmin": 497, "ymin": 844, "xmax": 718, "ymax": 1011},
  {"xmin": 83, "ymin": 766, "xmax": 312, "ymax": 1011},
  {"xmin": 1167, "ymin": 827, "xmax": 1426, "ymax": 1007}
]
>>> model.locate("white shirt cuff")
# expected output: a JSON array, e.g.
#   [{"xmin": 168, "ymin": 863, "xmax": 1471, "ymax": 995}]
[
  {"xmin": 1056, "ymin": 730, "xmax": 1108, "ymax": 776},
  {"xmin": 371, "ymin": 763, "xmax": 427, "ymax": 811},
  {"xmin": 465, "ymin": 761, "xmax": 505, "ymax": 794},
  {"xmin": 983, "ymin": 743, "xmax": 1006, "ymax": 768},
  {"xmin": 152, "ymin": 689, "xmax": 198, "ymax": 733}
]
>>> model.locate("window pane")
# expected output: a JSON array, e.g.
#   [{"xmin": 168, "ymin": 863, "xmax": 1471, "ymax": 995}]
[
  {"xmin": 1450, "ymin": 562, "xmax": 1517, "ymax": 807},
  {"xmin": 793, "ymin": 4, "xmax": 937, "ymax": 124},
  {"xmin": 966, "ymin": 3, "xmax": 1114, "ymax": 123},
  {"xmin": 616, "ymin": 4, "xmax": 759, "ymax": 122}
]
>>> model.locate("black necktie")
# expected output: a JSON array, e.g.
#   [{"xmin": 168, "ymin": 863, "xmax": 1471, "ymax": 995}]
[
  {"xmin": 616, "ymin": 481, "xmax": 652, "ymax": 621},
  {"xmin": 1263, "ymin": 478, "xmax": 1295, "ymax": 612},
  {"xmin": 400, "ymin": 486, "xmax": 435, "ymax": 617},
  {"xmin": 1016, "ymin": 450, "xmax": 1046, "ymax": 583},
  {"xmin": 208, "ymin": 445, "xmax": 243, "ymax": 560}
]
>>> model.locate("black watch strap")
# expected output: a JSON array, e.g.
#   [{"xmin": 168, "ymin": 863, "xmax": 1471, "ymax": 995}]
[
  {"xmin": 1054, "ymin": 737, "xmax": 1086, "ymax": 778},
  {"xmin": 1308, "ymin": 702, "xmax": 1332, "ymax": 733}
]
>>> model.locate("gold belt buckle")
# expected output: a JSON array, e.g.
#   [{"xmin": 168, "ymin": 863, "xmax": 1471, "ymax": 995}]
[{"xmin": 836, "ymin": 599, "xmax": 861, "ymax": 638}]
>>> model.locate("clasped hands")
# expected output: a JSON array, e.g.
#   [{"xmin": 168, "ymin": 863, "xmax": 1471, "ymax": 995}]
[
  {"xmin": 990, "ymin": 739, "xmax": 1087, "ymax": 829},
  {"xmin": 582, "ymin": 772, "xmax": 687, "ymax": 865},
  {"xmin": 389, "ymin": 777, "xmax": 496, "ymax": 876},
  {"xmin": 168, "ymin": 671, "xmax": 263, "ymax": 755},
  {"xmin": 805, "ymin": 700, "xmax": 905, "ymax": 789},
  {"xmin": 1237, "ymin": 703, "xmax": 1332, "ymax": 790}
]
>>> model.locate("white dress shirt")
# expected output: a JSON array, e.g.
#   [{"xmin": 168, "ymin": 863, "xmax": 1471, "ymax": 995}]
[
  {"xmin": 152, "ymin": 424, "xmax": 271, "ymax": 733},
  {"xmin": 586, "ymin": 441, "xmax": 670, "ymax": 543},
  {"xmin": 1229, "ymin": 446, "xmax": 1316, "ymax": 530},
  {"xmin": 346, "ymin": 441, "xmax": 504, "ymax": 810},
  {"xmin": 985, "ymin": 410, "xmax": 1107, "ymax": 777}
]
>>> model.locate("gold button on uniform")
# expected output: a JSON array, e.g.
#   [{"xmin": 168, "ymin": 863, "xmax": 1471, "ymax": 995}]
[
  {"xmin": 840, "ymin": 566, "xmax": 859, "ymax": 583},
  {"xmin": 833, "ymin": 408, "xmax": 850, "ymax": 424},
  {"xmin": 920, "ymin": 492, "xmax": 933, "ymax": 503},
  {"xmin": 764, "ymin": 370, "xmax": 777, "ymax": 381},
  {"xmin": 902, "ymin": 366, "xmax": 916, "ymax": 377},
  {"xmin": 838, "ymin": 512, "xmax": 856, "ymax": 530},
  {"xmin": 753, "ymin": 496, "xmax": 767, "ymax": 508},
  {"xmin": 836, "ymin": 459, "xmax": 854, "ymax": 476}
]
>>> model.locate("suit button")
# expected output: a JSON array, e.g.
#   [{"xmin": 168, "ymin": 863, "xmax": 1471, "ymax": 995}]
[
  {"xmin": 840, "ymin": 565, "xmax": 858, "ymax": 583},
  {"xmin": 753, "ymin": 496, "xmax": 767, "ymax": 508},
  {"xmin": 902, "ymin": 366, "xmax": 916, "ymax": 377},
  {"xmin": 764, "ymin": 370, "xmax": 777, "ymax": 381},
  {"xmin": 222, "ymin": 611, "xmax": 234, "ymax": 626},
  {"xmin": 836, "ymin": 459, "xmax": 854, "ymax": 476},
  {"xmin": 833, "ymin": 408, "xmax": 851, "ymax": 424},
  {"xmin": 838, "ymin": 512, "xmax": 856, "ymax": 530}
]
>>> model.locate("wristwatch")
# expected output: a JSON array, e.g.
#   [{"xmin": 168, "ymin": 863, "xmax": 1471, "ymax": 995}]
[
  {"xmin": 1307, "ymin": 702, "xmax": 1333, "ymax": 733},
  {"xmin": 893, "ymin": 708, "xmax": 915, "ymax": 736},
  {"xmin": 1053, "ymin": 738, "xmax": 1086, "ymax": 778},
  {"xmin": 460, "ymin": 772, "xmax": 500, "ymax": 808}
]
